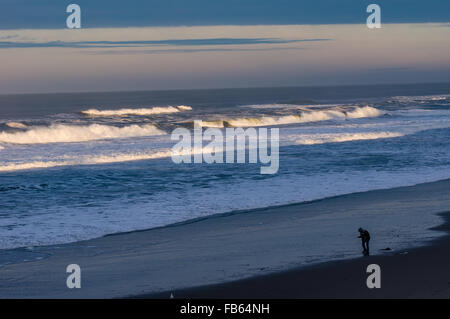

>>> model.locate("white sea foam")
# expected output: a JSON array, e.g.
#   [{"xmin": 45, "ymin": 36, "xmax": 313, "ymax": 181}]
[
  {"xmin": 345, "ymin": 106, "xmax": 382, "ymax": 118},
  {"xmin": 177, "ymin": 105, "xmax": 193, "ymax": 111},
  {"xmin": 6, "ymin": 122, "xmax": 27, "ymax": 129},
  {"xmin": 81, "ymin": 105, "xmax": 192, "ymax": 116},
  {"xmin": 0, "ymin": 147, "xmax": 217, "ymax": 172},
  {"xmin": 296, "ymin": 132, "xmax": 404, "ymax": 145},
  {"xmin": 241, "ymin": 103, "xmax": 342, "ymax": 109},
  {"xmin": 241, "ymin": 103, "xmax": 304, "ymax": 109},
  {"xmin": 200, "ymin": 120, "xmax": 226, "ymax": 128},
  {"xmin": 226, "ymin": 115, "xmax": 307, "ymax": 127},
  {"xmin": 390, "ymin": 94, "xmax": 450, "ymax": 103},
  {"xmin": 0, "ymin": 123, "xmax": 166, "ymax": 144},
  {"xmin": 202, "ymin": 106, "xmax": 382, "ymax": 128},
  {"xmin": 0, "ymin": 150, "xmax": 173, "ymax": 172},
  {"xmin": 0, "ymin": 151, "xmax": 172, "ymax": 172},
  {"xmin": 0, "ymin": 141, "xmax": 249, "ymax": 172}
]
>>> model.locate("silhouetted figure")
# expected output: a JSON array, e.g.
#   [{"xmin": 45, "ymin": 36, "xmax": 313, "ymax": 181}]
[{"xmin": 358, "ymin": 228, "xmax": 371, "ymax": 256}]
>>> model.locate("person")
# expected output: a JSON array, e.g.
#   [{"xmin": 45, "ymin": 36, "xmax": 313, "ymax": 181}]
[{"xmin": 358, "ymin": 228, "xmax": 371, "ymax": 256}]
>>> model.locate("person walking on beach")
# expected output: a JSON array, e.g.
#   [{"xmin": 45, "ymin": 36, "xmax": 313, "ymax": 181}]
[{"xmin": 358, "ymin": 228, "xmax": 371, "ymax": 256}]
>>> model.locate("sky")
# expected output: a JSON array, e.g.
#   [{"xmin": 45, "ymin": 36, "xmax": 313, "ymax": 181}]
[{"xmin": 0, "ymin": 1, "xmax": 450, "ymax": 94}]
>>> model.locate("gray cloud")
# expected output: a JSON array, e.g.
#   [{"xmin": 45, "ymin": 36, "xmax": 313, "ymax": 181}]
[
  {"xmin": 0, "ymin": 35, "xmax": 18, "ymax": 40},
  {"xmin": 369, "ymin": 67, "xmax": 415, "ymax": 72},
  {"xmin": 0, "ymin": 38, "xmax": 330, "ymax": 49},
  {"xmin": 83, "ymin": 47, "xmax": 308, "ymax": 55}
]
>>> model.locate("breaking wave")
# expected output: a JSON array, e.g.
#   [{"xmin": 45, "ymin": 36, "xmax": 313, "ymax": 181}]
[
  {"xmin": 345, "ymin": 106, "xmax": 382, "ymax": 118},
  {"xmin": 296, "ymin": 132, "xmax": 404, "ymax": 145},
  {"xmin": 390, "ymin": 95, "xmax": 450, "ymax": 103},
  {"xmin": 81, "ymin": 105, "xmax": 192, "ymax": 117},
  {"xmin": 0, "ymin": 123, "xmax": 166, "ymax": 144},
  {"xmin": 6, "ymin": 122, "xmax": 27, "ymax": 129},
  {"xmin": 241, "ymin": 103, "xmax": 340, "ymax": 109},
  {"xmin": 201, "ymin": 106, "xmax": 383, "ymax": 128},
  {"xmin": 0, "ymin": 150, "xmax": 173, "ymax": 172},
  {"xmin": 0, "ymin": 146, "xmax": 222, "ymax": 172}
]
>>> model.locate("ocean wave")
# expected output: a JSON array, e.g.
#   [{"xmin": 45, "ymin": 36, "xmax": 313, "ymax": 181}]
[
  {"xmin": 0, "ymin": 151, "xmax": 170, "ymax": 172},
  {"xmin": 201, "ymin": 106, "xmax": 383, "ymax": 128},
  {"xmin": 0, "ymin": 147, "xmax": 209, "ymax": 172},
  {"xmin": 241, "ymin": 103, "xmax": 305, "ymax": 109},
  {"xmin": 201, "ymin": 120, "xmax": 227, "ymax": 128},
  {"xmin": 240, "ymin": 103, "xmax": 341, "ymax": 109},
  {"xmin": 81, "ymin": 105, "xmax": 192, "ymax": 117},
  {"xmin": 0, "ymin": 150, "xmax": 174, "ymax": 172},
  {"xmin": 0, "ymin": 143, "xmax": 246, "ymax": 172},
  {"xmin": 345, "ymin": 106, "xmax": 382, "ymax": 118},
  {"xmin": 296, "ymin": 132, "xmax": 404, "ymax": 145},
  {"xmin": 0, "ymin": 123, "xmax": 166, "ymax": 144},
  {"xmin": 6, "ymin": 122, "xmax": 27, "ymax": 129},
  {"xmin": 390, "ymin": 94, "xmax": 450, "ymax": 103},
  {"xmin": 0, "ymin": 154, "xmax": 149, "ymax": 172}
]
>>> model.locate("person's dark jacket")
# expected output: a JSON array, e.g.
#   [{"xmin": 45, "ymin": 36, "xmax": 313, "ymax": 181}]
[{"xmin": 358, "ymin": 230, "xmax": 370, "ymax": 242}]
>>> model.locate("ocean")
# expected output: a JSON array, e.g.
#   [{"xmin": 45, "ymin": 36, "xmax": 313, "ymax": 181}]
[{"xmin": 1, "ymin": 83, "xmax": 450, "ymax": 251}]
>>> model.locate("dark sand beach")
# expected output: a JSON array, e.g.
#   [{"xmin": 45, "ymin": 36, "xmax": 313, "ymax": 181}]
[
  {"xmin": 0, "ymin": 179, "xmax": 449, "ymax": 299},
  {"xmin": 146, "ymin": 212, "xmax": 450, "ymax": 299}
]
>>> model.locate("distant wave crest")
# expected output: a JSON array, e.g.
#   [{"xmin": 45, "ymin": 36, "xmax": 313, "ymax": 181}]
[
  {"xmin": 0, "ymin": 123, "xmax": 165, "ymax": 144},
  {"xmin": 201, "ymin": 106, "xmax": 383, "ymax": 128},
  {"xmin": 296, "ymin": 132, "xmax": 403, "ymax": 145},
  {"xmin": 0, "ymin": 150, "xmax": 175, "ymax": 172},
  {"xmin": 6, "ymin": 122, "xmax": 27, "ymax": 129},
  {"xmin": 241, "ymin": 103, "xmax": 340, "ymax": 109},
  {"xmin": 81, "ymin": 105, "xmax": 192, "ymax": 117},
  {"xmin": 389, "ymin": 94, "xmax": 450, "ymax": 104}
]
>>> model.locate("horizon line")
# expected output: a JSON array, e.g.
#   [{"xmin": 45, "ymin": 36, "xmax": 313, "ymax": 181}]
[{"xmin": 1, "ymin": 81, "xmax": 450, "ymax": 97}]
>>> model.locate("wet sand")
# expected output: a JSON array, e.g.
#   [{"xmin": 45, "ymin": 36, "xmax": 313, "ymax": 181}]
[{"xmin": 144, "ymin": 212, "xmax": 450, "ymax": 299}]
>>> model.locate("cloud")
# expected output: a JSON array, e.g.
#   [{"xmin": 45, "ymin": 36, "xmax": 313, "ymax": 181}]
[
  {"xmin": 369, "ymin": 67, "xmax": 414, "ymax": 72},
  {"xmin": 84, "ymin": 47, "xmax": 308, "ymax": 55},
  {"xmin": 0, "ymin": 38, "xmax": 330, "ymax": 49},
  {"xmin": 0, "ymin": 35, "xmax": 18, "ymax": 40}
]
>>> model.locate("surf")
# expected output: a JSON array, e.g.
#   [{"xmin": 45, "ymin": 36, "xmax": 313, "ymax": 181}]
[
  {"xmin": 0, "ymin": 123, "xmax": 166, "ymax": 144},
  {"xmin": 199, "ymin": 106, "xmax": 383, "ymax": 128},
  {"xmin": 6, "ymin": 122, "xmax": 27, "ymax": 129},
  {"xmin": 81, "ymin": 105, "xmax": 192, "ymax": 117},
  {"xmin": 296, "ymin": 131, "xmax": 404, "ymax": 145},
  {"xmin": 0, "ymin": 150, "xmax": 174, "ymax": 172}
]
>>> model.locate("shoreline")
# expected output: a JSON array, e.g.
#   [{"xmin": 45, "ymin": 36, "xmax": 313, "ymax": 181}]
[
  {"xmin": 142, "ymin": 211, "xmax": 450, "ymax": 299},
  {"xmin": 3, "ymin": 176, "xmax": 449, "ymax": 252},
  {"xmin": 0, "ymin": 179, "xmax": 449, "ymax": 298}
]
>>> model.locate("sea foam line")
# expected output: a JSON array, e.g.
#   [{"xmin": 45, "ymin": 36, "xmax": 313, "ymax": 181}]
[
  {"xmin": 81, "ymin": 105, "xmax": 192, "ymax": 117},
  {"xmin": 0, "ymin": 150, "xmax": 172, "ymax": 172},
  {"xmin": 0, "ymin": 147, "xmax": 216, "ymax": 172},
  {"xmin": 6, "ymin": 122, "xmax": 27, "ymax": 129},
  {"xmin": 201, "ymin": 106, "xmax": 383, "ymax": 128},
  {"xmin": 240, "ymin": 103, "xmax": 343, "ymax": 109},
  {"xmin": 390, "ymin": 94, "xmax": 450, "ymax": 103},
  {"xmin": 296, "ymin": 132, "xmax": 404, "ymax": 145},
  {"xmin": 0, "ymin": 130, "xmax": 409, "ymax": 172},
  {"xmin": 0, "ymin": 123, "xmax": 166, "ymax": 144}
]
